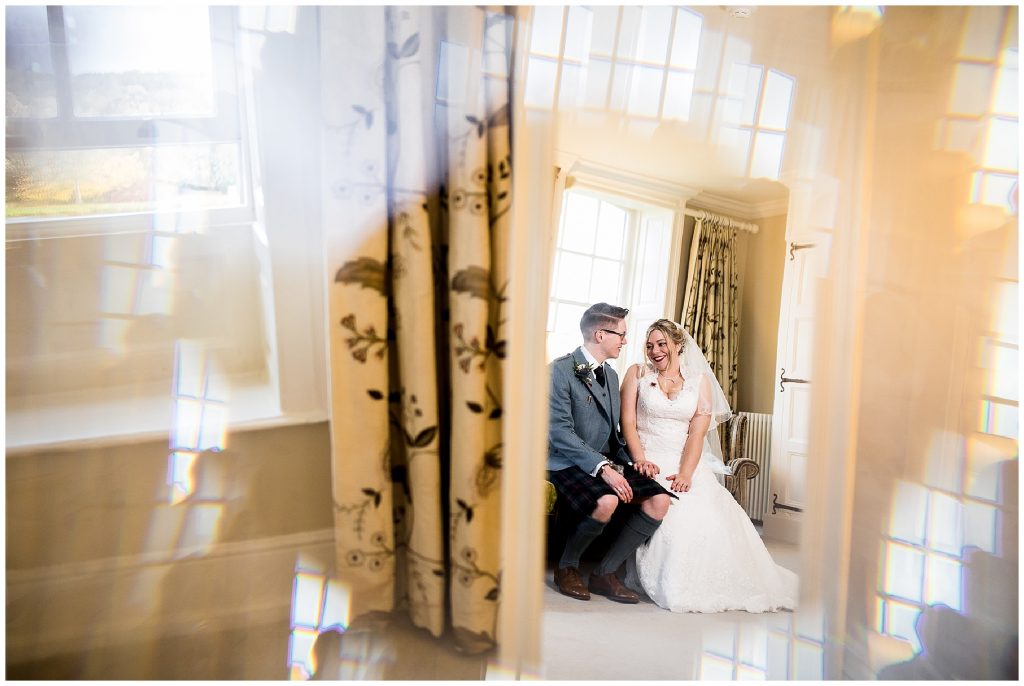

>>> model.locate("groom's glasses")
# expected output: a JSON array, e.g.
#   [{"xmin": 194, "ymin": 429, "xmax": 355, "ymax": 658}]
[{"xmin": 600, "ymin": 328, "xmax": 627, "ymax": 341}]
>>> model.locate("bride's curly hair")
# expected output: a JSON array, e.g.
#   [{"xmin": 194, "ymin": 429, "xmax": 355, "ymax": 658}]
[{"xmin": 646, "ymin": 318, "xmax": 686, "ymax": 351}]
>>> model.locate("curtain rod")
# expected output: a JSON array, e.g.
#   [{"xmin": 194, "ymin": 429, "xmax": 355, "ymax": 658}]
[{"xmin": 683, "ymin": 208, "xmax": 759, "ymax": 235}]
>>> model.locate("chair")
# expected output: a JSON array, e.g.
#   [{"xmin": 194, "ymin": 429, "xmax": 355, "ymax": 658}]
[{"xmin": 720, "ymin": 414, "xmax": 760, "ymax": 511}]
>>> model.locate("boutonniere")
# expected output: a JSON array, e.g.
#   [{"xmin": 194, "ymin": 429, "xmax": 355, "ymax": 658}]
[{"xmin": 573, "ymin": 362, "xmax": 593, "ymax": 387}]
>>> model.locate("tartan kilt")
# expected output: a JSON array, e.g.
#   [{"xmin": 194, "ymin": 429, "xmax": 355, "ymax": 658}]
[{"xmin": 548, "ymin": 465, "xmax": 676, "ymax": 519}]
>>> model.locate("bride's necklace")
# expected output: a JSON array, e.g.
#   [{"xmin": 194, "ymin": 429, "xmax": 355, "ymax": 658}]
[{"xmin": 657, "ymin": 369, "xmax": 683, "ymax": 385}]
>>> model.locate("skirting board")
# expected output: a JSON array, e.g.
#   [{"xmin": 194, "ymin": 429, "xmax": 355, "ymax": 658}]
[{"xmin": 7, "ymin": 528, "xmax": 336, "ymax": 664}]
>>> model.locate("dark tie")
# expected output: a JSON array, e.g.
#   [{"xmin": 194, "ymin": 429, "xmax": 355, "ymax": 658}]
[{"xmin": 594, "ymin": 364, "xmax": 606, "ymax": 388}]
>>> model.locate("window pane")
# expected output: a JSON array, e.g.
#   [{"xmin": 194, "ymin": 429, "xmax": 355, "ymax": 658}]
[
  {"xmin": 793, "ymin": 640, "xmax": 824, "ymax": 680},
  {"xmin": 885, "ymin": 600, "xmax": 922, "ymax": 652},
  {"xmin": 884, "ymin": 541, "xmax": 924, "ymax": 602},
  {"xmin": 973, "ymin": 172, "xmax": 1018, "ymax": 212},
  {"xmin": 594, "ymin": 201, "xmax": 626, "ymax": 258},
  {"xmin": 982, "ymin": 340, "xmax": 1018, "ymax": 400},
  {"xmin": 555, "ymin": 252, "xmax": 593, "ymax": 302},
  {"xmin": 560, "ymin": 192, "xmax": 599, "ymax": 250},
  {"xmin": 925, "ymin": 553, "xmax": 962, "ymax": 610},
  {"xmin": 958, "ymin": 5, "xmax": 1005, "ymax": 60},
  {"xmin": 991, "ymin": 281, "xmax": 1018, "ymax": 342},
  {"xmin": 5, "ymin": 6, "xmax": 58, "ymax": 118},
  {"xmin": 670, "ymin": 8, "xmax": 703, "ymax": 69},
  {"xmin": 962, "ymin": 499, "xmax": 997, "ymax": 553},
  {"xmin": 700, "ymin": 654, "xmax": 735, "ymax": 681},
  {"xmin": 638, "ymin": 6, "xmax": 673, "ymax": 63},
  {"xmin": 978, "ymin": 398, "xmax": 1017, "ymax": 439},
  {"xmin": 589, "ymin": 258, "xmax": 621, "ymax": 304},
  {"xmin": 627, "ymin": 65, "xmax": 663, "ymax": 117},
  {"xmin": 559, "ymin": 63, "xmax": 584, "ymax": 111},
  {"xmin": 926, "ymin": 491, "xmax": 963, "ymax": 556},
  {"xmin": 64, "ymin": 6, "xmax": 215, "ymax": 117},
  {"xmin": 6, "ymin": 144, "xmax": 242, "ymax": 219},
  {"xmin": 721, "ymin": 97, "xmax": 743, "ymax": 126},
  {"xmin": 942, "ymin": 119, "xmax": 985, "ymax": 154},
  {"xmin": 664, "ymin": 71, "xmax": 695, "ymax": 121},
  {"xmin": 690, "ymin": 92, "xmax": 714, "ymax": 128},
  {"xmin": 548, "ymin": 331, "xmax": 580, "ymax": 362},
  {"xmin": 948, "ymin": 62, "xmax": 995, "ymax": 118},
  {"xmin": 563, "ymin": 6, "xmax": 592, "ymax": 63},
  {"xmin": 525, "ymin": 56, "xmax": 557, "ymax": 109},
  {"xmin": 616, "ymin": 6, "xmax": 642, "ymax": 60},
  {"xmin": 529, "ymin": 5, "xmax": 564, "ymax": 57},
  {"xmin": 759, "ymin": 70, "xmax": 794, "ymax": 130},
  {"xmin": 725, "ymin": 63, "xmax": 763, "ymax": 126},
  {"xmin": 583, "ymin": 58, "xmax": 611, "ymax": 109},
  {"xmin": 889, "ymin": 481, "xmax": 928, "ymax": 545},
  {"xmin": 992, "ymin": 50, "xmax": 1018, "ymax": 116},
  {"xmin": 750, "ymin": 131, "xmax": 785, "ymax": 179},
  {"xmin": 589, "ymin": 6, "xmax": 619, "ymax": 56},
  {"xmin": 982, "ymin": 117, "xmax": 1018, "ymax": 171},
  {"xmin": 608, "ymin": 63, "xmax": 630, "ymax": 112},
  {"xmin": 555, "ymin": 302, "xmax": 587, "ymax": 335},
  {"xmin": 719, "ymin": 126, "xmax": 752, "ymax": 176}
]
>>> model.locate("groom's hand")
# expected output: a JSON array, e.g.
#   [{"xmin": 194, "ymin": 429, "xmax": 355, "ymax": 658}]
[{"xmin": 600, "ymin": 466, "xmax": 633, "ymax": 503}]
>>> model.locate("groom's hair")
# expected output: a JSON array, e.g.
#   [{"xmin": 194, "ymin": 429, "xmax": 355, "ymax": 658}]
[{"xmin": 580, "ymin": 302, "xmax": 629, "ymax": 341}]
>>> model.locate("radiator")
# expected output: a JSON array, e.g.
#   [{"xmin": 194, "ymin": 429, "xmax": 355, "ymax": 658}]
[{"xmin": 739, "ymin": 411, "xmax": 772, "ymax": 522}]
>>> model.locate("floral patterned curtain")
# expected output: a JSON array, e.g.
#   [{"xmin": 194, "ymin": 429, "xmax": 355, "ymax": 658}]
[
  {"xmin": 682, "ymin": 215, "xmax": 741, "ymax": 408},
  {"xmin": 321, "ymin": 6, "xmax": 513, "ymax": 654}
]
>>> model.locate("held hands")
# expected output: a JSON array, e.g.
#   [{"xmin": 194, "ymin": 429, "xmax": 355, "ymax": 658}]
[
  {"xmin": 666, "ymin": 471, "xmax": 693, "ymax": 493},
  {"xmin": 601, "ymin": 465, "xmax": 633, "ymax": 503},
  {"xmin": 631, "ymin": 459, "xmax": 660, "ymax": 479}
]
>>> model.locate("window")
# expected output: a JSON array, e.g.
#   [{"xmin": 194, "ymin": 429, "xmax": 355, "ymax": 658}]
[
  {"xmin": 546, "ymin": 183, "xmax": 679, "ymax": 369},
  {"xmin": 522, "ymin": 5, "xmax": 796, "ymax": 180},
  {"xmin": 699, "ymin": 611, "xmax": 825, "ymax": 679},
  {"xmin": 937, "ymin": 5, "xmax": 1018, "ymax": 213},
  {"xmin": 5, "ymin": 6, "xmax": 327, "ymax": 449},
  {"xmin": 5, "ymin": 6, "xmax": 246, "ymax": 221},
  {"xmin": 525, "ymin": 5, "xmax": 704, "ymax": 121},
  {"xmin": 718, "ymin": 64, "xmax": 795, "ymax": 180},
  {"xmin": 288, "ymin": 557, "xmax": 349, "ymax": 679}
]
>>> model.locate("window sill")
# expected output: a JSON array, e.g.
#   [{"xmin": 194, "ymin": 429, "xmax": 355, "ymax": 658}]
[{"xmin": 5, "ymin": 380, "xmax": 326, "ymax": 455}]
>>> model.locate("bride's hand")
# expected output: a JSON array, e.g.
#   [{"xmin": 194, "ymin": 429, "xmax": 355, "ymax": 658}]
[
  {"xmin": 632, "ymin": 459, "xmax": 659, "ymax": 478},
  {"xmin": 666, "ymin": 472, "xmax": 692, "ymax": 492}
]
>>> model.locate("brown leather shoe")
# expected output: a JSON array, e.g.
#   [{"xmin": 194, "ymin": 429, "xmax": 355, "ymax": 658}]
[
  {"xmin": 554, "ymin": 566, "xmax": 591, "ymax": 601},
  {"xmin": 588, "ymin": 571, "xmax": 640, "ymax": 604}
]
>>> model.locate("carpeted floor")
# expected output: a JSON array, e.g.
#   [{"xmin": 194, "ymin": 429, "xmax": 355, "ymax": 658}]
[{"xmin": 539, "ymin": 537, "xmax": 804, "ymax": 680}]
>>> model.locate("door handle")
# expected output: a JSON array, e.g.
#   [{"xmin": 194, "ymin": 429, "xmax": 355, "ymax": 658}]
[
  {"xmin": 789, "ymin": 242, "xmax": 817, "ymax": 260},
  {"xmin": 779, "ymin": 368, "xmax": 809, "ymax": 393},
  {"xmin": 772, "ymin": 493, "xmax": 804, "ymax": 514}
]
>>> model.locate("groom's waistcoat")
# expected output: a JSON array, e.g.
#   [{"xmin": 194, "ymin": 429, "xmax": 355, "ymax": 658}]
[{"xmin": 547, "ymin": 347, "xmax": 628, "ymax": 474}]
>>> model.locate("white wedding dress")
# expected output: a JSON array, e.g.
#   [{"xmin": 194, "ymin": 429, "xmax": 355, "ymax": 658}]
[{"xmin": 625, "ymin": 369, "xmax": 798, "ymax": 613}]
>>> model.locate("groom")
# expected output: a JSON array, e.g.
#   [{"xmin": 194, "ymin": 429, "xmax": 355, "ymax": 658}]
[{"xmin": 548, "ymin": 303, "xmax": 672, "ymax": 603}]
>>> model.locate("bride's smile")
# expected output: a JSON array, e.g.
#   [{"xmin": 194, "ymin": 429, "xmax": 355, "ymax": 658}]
[{"xmin": 645, "ymin": 331, "xmax": 680, "ymax": 373}]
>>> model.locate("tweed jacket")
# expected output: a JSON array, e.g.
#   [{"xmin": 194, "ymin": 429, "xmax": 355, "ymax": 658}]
[{"xmin": 547, "ymin": 347, "xmax": 632, "ymax": 474}]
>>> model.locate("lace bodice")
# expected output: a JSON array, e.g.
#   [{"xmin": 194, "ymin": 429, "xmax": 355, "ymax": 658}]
[{"xmin": 635, "ymin": 368, "xmax": 701, "ymax": 464}]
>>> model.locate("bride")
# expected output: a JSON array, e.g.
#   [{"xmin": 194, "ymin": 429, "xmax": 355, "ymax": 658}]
[{"xmin": 619, "ymin": 318, "xmax": 797, "ymax": 613}]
